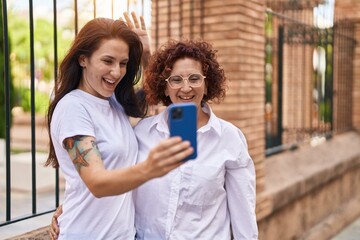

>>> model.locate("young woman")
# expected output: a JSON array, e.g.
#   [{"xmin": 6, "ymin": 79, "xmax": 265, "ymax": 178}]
[{"xmin": 45, "ymin": 17, "xmax": 193, "ymax": 239}]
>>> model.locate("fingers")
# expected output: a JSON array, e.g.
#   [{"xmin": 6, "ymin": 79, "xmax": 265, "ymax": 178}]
[
  {"xmin": 155, "ymin": 136, "xmax": 183, "ymax": 152},
  {"xmin": 122, "ymin": 11, "xmax": 146, "ymax": 30},
  {"xmin": 48, "ymin": 226, "xmax": 53, "ymax": 239},
  {"xmin": 139, "ymin": 15, "xmax": 146, "ymax": 30},
  {"xmin": 49, "ymin": 221, "xmax": 58, "ymax": 240},
  {"xmin": 139, "ymin": 137, "xmax": 194, "ymax": 180},
  {"xmin": 49, "ymin": 205, "xmax": 62, "ymax": 239},
  {"xmin": 152, "ymin": 137, "xmax": 194, "ymax": 165},
  {"xmin": 123, "ymin": 12, "xmax": 133, "ymax": 29},
  {"xmin": 162, "ymin": 138, "xmax": 193, "ymax": 159},
  {"xmin": 51, "ymin": 215, "xmax": 59, "ymax": 233},
  {"xmin": 131, "ymin": 12, "xmax": 140, "ymax": 29}
]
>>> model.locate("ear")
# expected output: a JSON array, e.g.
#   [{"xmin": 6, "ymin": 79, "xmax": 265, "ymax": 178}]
[
  {"xmin": 78, "ymin": 55, "xmax": 86, "ymax": 67},
  {"xmin": 165, "ymin": 88, "xmax": 169, "ymax": 97}
]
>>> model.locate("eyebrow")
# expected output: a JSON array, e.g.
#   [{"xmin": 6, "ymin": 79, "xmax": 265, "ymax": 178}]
[
  {"xmin": 102, "ymin": 55, "xmax": 129, "ymax": 62},
  {"xmin": 171, "ymin": 73, "xmax": 201, "ymax": 76}
]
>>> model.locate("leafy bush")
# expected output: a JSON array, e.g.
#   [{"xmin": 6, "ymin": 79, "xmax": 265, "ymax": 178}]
[{"xmin": 19, "ymin": 88, "xmax": 50, "ymax": 115}]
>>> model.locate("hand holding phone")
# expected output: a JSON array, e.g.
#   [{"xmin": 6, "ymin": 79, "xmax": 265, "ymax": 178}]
[{"xmin": 168, "ymin": 103, "xmax": 197, "ymax": 160}]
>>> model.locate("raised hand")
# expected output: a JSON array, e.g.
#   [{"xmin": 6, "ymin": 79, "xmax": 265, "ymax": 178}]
[{"xmin": 121, "ymin": 12, "xmax": 151, "ymax": 57}]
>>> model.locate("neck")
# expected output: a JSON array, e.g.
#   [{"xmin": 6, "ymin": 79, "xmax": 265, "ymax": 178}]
[{"xmin": 197, "ymin": 106, "xmax": 210, "ymax": 129}]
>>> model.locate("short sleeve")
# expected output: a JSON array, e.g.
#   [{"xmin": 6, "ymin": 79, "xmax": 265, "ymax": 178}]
[{"xmin": 51, "ymin": 97, "xmax": 95, "ymax": 148}]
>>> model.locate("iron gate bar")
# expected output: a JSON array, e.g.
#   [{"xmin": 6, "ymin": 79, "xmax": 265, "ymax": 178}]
[
  {"xmin": 2, "ymin": 0, "xmax": 11, "ymax": 222},
  {"xmin": 29, "ymin": 0, "xmax": 37, "ymax": 215},
  {"xmin": 53, "ymin": 0, "xmax": 60, "ymax": 208}
]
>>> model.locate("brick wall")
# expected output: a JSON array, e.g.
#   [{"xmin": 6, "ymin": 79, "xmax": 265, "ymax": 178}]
[
  {"xmin": 151, "ymin": 0, "xmax": 266, "ymax": 193},
  {"xmin": 354, "ymin": 24, "xmax": 360, "ymax": 131},
  {"xmin": 335, "ymin": 0, "xmax": 360, "ymax": 132},
  {"xmin": 332, "ymin": 21, "xmax": 355, "ymax": 133}
]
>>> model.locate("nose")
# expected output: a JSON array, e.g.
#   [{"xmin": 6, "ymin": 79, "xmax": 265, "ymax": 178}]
[
  {"xmin": 110, "ymin": 65, "xmax": 122, "ymax": 79},
  {"xmin": 180, "ymin": 79, "xmax": 192, "ymax": 92}
]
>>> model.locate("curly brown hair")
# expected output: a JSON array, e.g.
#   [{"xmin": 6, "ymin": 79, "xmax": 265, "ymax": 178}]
[{"xmin": 143, "ymin": 39, "xmax": 227, "ymax": 106}]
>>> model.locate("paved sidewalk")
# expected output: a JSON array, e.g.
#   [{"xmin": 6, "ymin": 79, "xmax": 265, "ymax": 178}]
[
  {"xmin": 1, "ymin": 207, "xmax": 360, "ymax": 239},
  {"xmin": 0, "ymin": 213, "xmax": 53, "ymax": 239},
  {"xmin": 331, "ymin": 217, "xmax": 360, "ymax": 240}
]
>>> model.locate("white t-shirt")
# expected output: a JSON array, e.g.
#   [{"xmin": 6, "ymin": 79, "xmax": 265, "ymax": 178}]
[
  {"xmin": 51, "ymin": 89, "xmax": 137, "ymax": 240},
  {"xmin": 133, "ymin": 104, "xmax": 258, "ymax": 240}
]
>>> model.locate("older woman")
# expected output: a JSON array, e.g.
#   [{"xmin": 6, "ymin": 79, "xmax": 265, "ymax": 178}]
[{"xmin": 133, "ymin": 39, "xmax": 258, "ymax": 239}]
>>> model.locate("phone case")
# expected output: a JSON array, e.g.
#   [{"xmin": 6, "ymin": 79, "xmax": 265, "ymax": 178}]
[{"xmin": 168, "ymin": 103, "xmax": 197, "ymax": 160}]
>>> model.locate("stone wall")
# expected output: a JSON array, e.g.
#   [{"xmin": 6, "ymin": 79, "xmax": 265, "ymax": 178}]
[{"xmin": 257, "ymin": 131, "xmax": 360, "ymax": 239}]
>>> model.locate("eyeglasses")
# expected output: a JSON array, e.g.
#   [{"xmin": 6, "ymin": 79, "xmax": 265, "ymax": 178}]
[{"xmin": 165, "ymin": 73, "xmax": 206, "ymax": 89}]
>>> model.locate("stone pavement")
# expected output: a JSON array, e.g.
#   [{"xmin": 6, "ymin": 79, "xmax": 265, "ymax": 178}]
[
  {"xmin": 0, "ymin": 153, "xmax": 63, "ymax": 240},
  {"xmin": 0, "ymin": 213, "xmax": 52, "ymax": 239},
  {"xmin": 331, "ymin": 217, "xmax": 360, "ymax": 240},
  {"xmin": 2, "ymin": 214, "xmax": 360, "ymax": 239}
]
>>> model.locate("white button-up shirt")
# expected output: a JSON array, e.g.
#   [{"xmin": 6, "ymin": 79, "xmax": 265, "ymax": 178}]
[{"xmin": 133, "ymin": 104, "xmax": 258, "ymax": 240}]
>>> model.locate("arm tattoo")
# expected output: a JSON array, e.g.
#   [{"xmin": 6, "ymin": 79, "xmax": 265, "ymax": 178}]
[
  {"xmin": 64, "ymin": 136, "xmax": 93, "ymax": 172},
  {"xmin": 90, "ymin": 139, "xmax": 101, "ymax": 158}
]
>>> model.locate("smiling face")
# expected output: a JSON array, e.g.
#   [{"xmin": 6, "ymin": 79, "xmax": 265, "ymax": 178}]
[
  {"xmin": 78, "ymin": 38, "xmax": 129, "ymax": 99},
  {"xmin": 165, "ymin": 58, "xmax": 207, "ymax": 109}
]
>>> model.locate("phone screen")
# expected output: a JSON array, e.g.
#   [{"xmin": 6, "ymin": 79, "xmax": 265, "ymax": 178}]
[{"xmin": 168, "ymin": 103, "xmax": 197, "ymax": 160}]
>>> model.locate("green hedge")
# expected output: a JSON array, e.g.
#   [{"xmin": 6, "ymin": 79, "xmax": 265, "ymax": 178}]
[{"xmin": 19, "ymin": 88, "xmax": 50, "ymax": 115}]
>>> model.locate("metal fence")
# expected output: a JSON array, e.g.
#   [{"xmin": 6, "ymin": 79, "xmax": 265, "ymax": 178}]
[
  {"xmin": 0, "ymin": 0, "xmax": 149, "ymax": 227},
  {"xmin": 264, "ymin": 1, "xmax": 355, "ymax": 156}
]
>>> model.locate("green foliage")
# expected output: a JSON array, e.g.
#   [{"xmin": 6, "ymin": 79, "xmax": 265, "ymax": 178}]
[
  {"xmin": 6, "ymin": 6, "xmax": 73, "ymax": 115},
  {"xmin": 265, "ymin": 13, "xmax": 273, "ymax": 38},
  {"xmin": 320, "ymin": 101, "xmax": 332, "ymax": 123},
  {"xmin": 9, "ymin": 17, "xmax": 68, "ymax": 83},
  {"xmin": 19, "ymin": 88, "xmax": 50, "ymax": 115}
]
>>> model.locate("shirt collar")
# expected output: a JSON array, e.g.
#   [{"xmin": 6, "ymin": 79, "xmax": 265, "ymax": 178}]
[
  {"xmin": 151, "ymin": 109, "xmax": 169, "ymax": 135},
  {"xmin": 198, "ymin": 103, "xmax": 222, "ymax": 137}
]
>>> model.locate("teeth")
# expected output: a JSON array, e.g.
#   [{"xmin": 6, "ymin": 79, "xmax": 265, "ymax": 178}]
[
  {"xmin": 104, "ymin": 78, "xmax": 116, "ymax": 84},
  {"xmin": 180, "ymin": 96, "xmax": 193, "ymax": 100}
]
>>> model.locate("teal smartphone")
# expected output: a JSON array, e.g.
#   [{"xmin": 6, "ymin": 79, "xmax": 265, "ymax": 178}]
[{"xmin": 168, "ymin": 103, "xmax": 197, "ymax": 160}]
